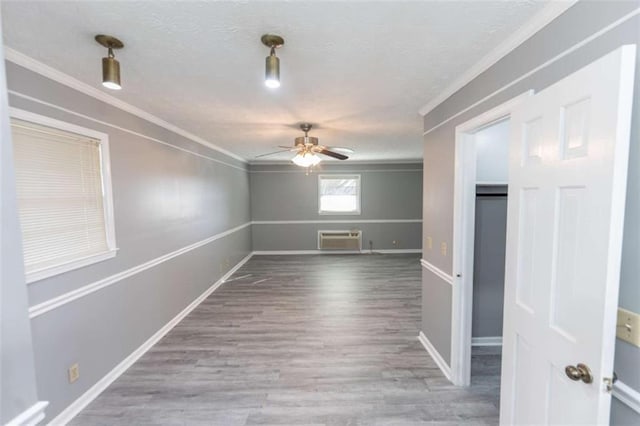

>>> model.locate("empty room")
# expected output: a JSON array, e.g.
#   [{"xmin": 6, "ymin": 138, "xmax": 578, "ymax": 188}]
[{"xmin": 1, "ymin": 1, "xmax": 639, "ymax": 425}]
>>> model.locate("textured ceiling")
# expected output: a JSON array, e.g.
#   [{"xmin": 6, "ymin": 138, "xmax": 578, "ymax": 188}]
[{"xmin": 1, "ymin": 1, "xmax": 548, "ymax": 162}]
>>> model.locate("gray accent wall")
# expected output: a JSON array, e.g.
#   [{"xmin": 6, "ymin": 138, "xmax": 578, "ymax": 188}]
[
  {"xmin": 0, "ymin": 18, "xmax": 40, "ymax": 423},
  {"xmin": 421, "ymin": 1, "xmax": 640, "ymax": 422},
  {"xmin": 250, "ymin": 163, "xmax": 422, "ymax": 251},
  {"xmin": 5, "ymin": 62, "xmax": 252, "ymax": 421},
  {"xmin": 472, "ymin": 190, "xmax": 507, "ymax": 339}
]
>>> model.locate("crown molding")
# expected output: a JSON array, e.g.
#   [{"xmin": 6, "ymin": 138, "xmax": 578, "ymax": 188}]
[
  {"xmin": 4, "ymin": 47, "xmax": 246, "ymax": 163},
  {"xmin": 418, "ymin": 0, "xmax": 578, "ymax": 117},
  {"xmin": 249, "ymin": 159, "xmax": 423, "ymax": 166}
]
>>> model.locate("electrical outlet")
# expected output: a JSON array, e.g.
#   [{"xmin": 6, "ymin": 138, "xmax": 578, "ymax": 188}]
[
  {"xmin": 440, "ymin": 242, "xmax": 447, "ymax": 256},
  {"xmin": 392, "ymin": 240, "xmax": 398, "ymax": 247},
  {"xmin": 427, "ymin": 237, "xmax": 433, "ymax": 250},
  {"xmin": 68, "ymin": 363, "xmax": 80, "ymax": 383},
  {"xmin": 617, "ymin": 308, "xmax": 640, "ymax": 347},
  {"xmin": 220, "ymin": 258, "xmax": 230, "ymax": 273}
]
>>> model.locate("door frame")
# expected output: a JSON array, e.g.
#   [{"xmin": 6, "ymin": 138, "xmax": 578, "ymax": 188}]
[{"xmin": 450, "ymin": 91, "xmax": 533, "ymax": 386}]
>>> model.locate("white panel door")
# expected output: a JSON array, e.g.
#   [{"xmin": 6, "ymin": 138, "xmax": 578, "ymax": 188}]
[{"xmin": 500, "ymin": 45, "xmax": 636, "ymax": 425}]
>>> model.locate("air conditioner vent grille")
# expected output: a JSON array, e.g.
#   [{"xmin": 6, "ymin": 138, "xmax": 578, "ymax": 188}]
[{"xmin": 318, "ymin": 230, "xmax": 362, "ymax": 250}]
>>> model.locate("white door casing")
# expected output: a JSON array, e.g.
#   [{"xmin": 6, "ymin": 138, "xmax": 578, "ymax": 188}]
[
  {"xmin": 451, "ymin": 91, "xmax": 533, "ymax": 387},
  {"xmin": 500, "ymin": 45, "xmax": 636, "ymax": 425}
]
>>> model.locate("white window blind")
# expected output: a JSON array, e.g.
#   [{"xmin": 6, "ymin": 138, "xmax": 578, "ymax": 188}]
[
  {"xmin": 11, "ymin": 118, "xmax": 111, "ymax": 277},
  {"xmin": 318, "ymin": 175, "xmax": 361, "ymax": 214}
]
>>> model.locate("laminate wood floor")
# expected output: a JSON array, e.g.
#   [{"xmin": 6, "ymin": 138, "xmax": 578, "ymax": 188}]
[{"xmin": 72, "ymin": 254, "xmax": 500, "ymax": 425}]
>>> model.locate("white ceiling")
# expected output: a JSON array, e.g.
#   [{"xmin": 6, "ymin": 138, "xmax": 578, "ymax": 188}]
[{"xmin": 1, "ymin": 1, "xmax": 550, "ymax": 163}]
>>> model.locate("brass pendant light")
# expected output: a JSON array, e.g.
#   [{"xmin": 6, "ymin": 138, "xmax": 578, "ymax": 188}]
[
  {"xmin": 95, "ymin": 35, "xmax": 124, "ymax": 90},
  {"xmin": 261, "ymin": 34, "xmax": 284, "ymax": 88}
]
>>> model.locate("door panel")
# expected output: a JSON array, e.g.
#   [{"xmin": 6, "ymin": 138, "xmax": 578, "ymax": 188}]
[{"xmin": 500, "ymin": 45, "xmax": 636, "ymax": 425}]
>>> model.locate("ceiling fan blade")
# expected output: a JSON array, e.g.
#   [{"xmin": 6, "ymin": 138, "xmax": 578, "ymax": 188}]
[
  {"xmin": 319, "ymin": 148, "xmax": 348, "ymax": 160},
  {"xmin": 277, "ymin": 145, "xmax": 298, "ymax": 150},
  {"xmin": 327, "ymin": 146, "xmax": 354, "ymax": 154},
  {"xmin": 255, "ymin": 149, "xmax": 294, "ymax": 158}
]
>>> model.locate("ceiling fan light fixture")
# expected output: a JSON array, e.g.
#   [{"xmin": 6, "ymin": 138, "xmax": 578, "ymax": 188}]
[
  {"xmin": 95, "ymin": 35, "xmax": 124, "ymax": 90},
  {"xmin": 292, "ymin": 152, "xmax": 321, "ymax": 168},
  {"xmin": 261, "ymin": 34, "xmax": 284, "ymax": 89}
]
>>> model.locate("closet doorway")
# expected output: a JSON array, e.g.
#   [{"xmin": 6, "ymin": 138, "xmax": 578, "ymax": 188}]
[{"xmin": 449, "ymin": 91, "xmax": 532, "ymax": 387}]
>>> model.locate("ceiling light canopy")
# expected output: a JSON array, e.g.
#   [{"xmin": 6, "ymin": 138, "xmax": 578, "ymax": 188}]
[
  {"xmin": 261, "ymin": 34, "xmax": 284, "ymax": 89},
  {"xmin": 95, "ymin": 34, "xmax": 124, "ymax": 90}
]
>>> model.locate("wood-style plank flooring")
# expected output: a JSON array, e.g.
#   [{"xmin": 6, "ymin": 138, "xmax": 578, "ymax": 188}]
[{"xmin": 72, "ymin": 254, "xmax": 500, "ymax": 425}]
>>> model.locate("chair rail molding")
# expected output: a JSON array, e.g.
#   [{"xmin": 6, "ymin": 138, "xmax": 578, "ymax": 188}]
[
  {"xmin": 5, "ymin": 401, "xmax": 49, "ymax": 426},
  {"xmin": 613, "ymin": 380, "xmax": 640, "ymax": 414},
  {"xmin": 420, "ymin": 258, "xmax": 453, "ymax": 285},
  {"xmin": 28, "ymin": 222, "xmax": 252, "ymax": 318}
]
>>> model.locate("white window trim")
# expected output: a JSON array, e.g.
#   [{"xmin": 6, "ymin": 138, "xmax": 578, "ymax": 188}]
[
  {"xmin": 317, "ymin": 174, "xmax": 361, "ymax": 215},
  {"xmin": 10, "ymin": 108, "xmax": 118, "ymax": 284}
]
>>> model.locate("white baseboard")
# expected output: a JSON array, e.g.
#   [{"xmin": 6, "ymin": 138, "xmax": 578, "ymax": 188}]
[
  {"xmin": 6, "ymin": 401, "xmax": 48, "ymax": 426},
  {"xmin": 370, "ymin": 249, "xmax": 422, "ymax": 254},
  {"xmin": 48, "ymin": 252, "xmax": 253, "ymax": 425},
  {"xmin": 613, "ymin": 379, "xmax": 640, "ymax": 414},
  {"xmin": 418, "ymin": 331, "xmax": 452, "ymax": 381},
  {"xmin": 471, "ymin": 336, "xmax": 503, "ymax": 346},
  {"xmin": 252, "ymin": 249, "xmax": 421, "ymax": 255}
]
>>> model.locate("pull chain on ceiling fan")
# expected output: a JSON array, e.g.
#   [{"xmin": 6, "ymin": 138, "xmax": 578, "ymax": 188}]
[{"xmin": 255, "ymin": 123, "xmax": 352, "ymax": 167}]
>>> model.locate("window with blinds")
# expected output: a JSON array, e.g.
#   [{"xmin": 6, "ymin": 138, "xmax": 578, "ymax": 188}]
[
  {"xmin": 318, "ymin": 174, "xmax": 361, "ymax": 215},
  {"xmin": 11, "ymin": 114, "xmax": 116, "ymax": 282}
]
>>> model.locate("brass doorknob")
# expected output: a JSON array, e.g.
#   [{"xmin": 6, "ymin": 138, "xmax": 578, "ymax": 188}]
[{"xmin": 565, "ymin": 363, "xmax": 593, "ymax": 384}]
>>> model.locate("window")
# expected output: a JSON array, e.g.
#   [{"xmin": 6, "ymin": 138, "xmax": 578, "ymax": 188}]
[
  {"xmin": 318, "ymin": 174, "xmax": 361, "ymax": 215},
  {"xmin": 10, "ymin": 110, "xmax": 116, "ymax": 283}
]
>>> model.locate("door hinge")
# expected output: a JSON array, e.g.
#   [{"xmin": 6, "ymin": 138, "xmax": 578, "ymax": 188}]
[{"xmin": 603, "ymin": 372, "xmax": 618, "ymax": 393}]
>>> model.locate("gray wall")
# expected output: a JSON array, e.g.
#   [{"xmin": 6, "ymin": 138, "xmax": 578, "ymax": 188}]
[
  {"xmin": 250, "ymin": 163, "xmax": 423, "ymax": 251},
  {"xmin": 0, "ymin": 16, "xmax": 40, "ymax": 423},
  {"xmin": 5, "ymin": 62, "xmax": 252, "ymax": 421},
  {"xmin": 472, "ymin": 189, "xmax": 507, "ymax": 339},
  {"xmin": 420, "ymin": 1, "xmax": 640, "ymax": 422}
]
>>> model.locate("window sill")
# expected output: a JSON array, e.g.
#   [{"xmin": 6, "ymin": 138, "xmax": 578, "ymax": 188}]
[
  {"xmin": 318, "ymin": 211, "xmax": 362, "ymax": 216},
  {"xmin": 26, "ymin": 248, "xmax": 118, "ymax": 284}
]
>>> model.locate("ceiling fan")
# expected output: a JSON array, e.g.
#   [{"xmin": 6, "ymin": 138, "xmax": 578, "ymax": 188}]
[{"xmin": 255, "ymin": 123, "xmax": 353, "ymax": 167}]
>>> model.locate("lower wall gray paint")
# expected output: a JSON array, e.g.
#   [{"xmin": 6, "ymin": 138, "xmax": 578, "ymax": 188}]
[
  {"xmin": 611, "ymin": 398, "xmax": 639, "ymax": 426},
  {"xmin": 421, "ymin": 268, "xmax": 452, "ymax": 364},
  {"xmin": 421, "ymin": 2, "xmax": 640, "ymax": 421},
  {"xmin": 614, "ymin": 340, "xmax": 640, "ymax": 392},
  {"xmin": 31, "ymin": 228, "xmax": 251, "ymax": 418},
  {"xmin": 252, "ymin": 222, "xmax": 421, "ymax": 252},
  {"xmin": 472, "ymin": 194, "xmax": 507, "ymax": 339},
  {"xmin": 5, "ymin": 63, "xmax": 252, "ymax": 421}
]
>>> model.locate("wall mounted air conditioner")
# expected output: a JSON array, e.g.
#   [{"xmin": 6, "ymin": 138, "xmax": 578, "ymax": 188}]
[{"xmin": 318, "ymin": 230, "xmax": 362, "ymax": 250}]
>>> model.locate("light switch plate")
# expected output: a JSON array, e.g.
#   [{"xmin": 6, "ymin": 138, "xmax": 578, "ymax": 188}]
[
  {"xmin": 617, "ymin": 308, "xmax": 640, "ymax": 347},
  {"xmin": 427, "ymin": 237, "xmax": 432, "ymax": 250},
  {"xmin": 440, "ymin": 242, "xmax": 447, "ymax": 256}
]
